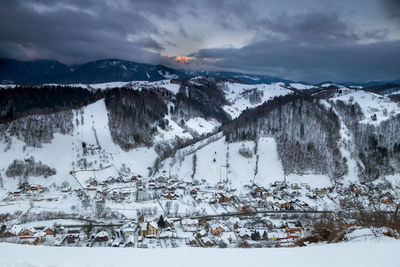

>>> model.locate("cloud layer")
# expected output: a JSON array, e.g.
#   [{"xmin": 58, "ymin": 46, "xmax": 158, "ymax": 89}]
[{"xmin": 1, "ymin": 0, "xmax": 399, "ymax": 82}]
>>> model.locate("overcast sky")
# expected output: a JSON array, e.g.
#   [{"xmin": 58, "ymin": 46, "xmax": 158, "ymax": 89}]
[{"xmin": 1, "ymin": 0, "xmax": 400, "ymax": 82}]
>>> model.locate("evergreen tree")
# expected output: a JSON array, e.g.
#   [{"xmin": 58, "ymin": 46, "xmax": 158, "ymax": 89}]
[
  {"xmin": 262, "ymin": 231, "xmax": 268, "ymax": 240},
  {"xmin": 157, "ymin": 215, "xmax": 166, "ymax": 228}
]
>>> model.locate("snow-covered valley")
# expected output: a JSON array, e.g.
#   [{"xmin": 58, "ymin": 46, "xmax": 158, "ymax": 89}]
[{"xmin": 1, "ymin": 77, "xmax": 400, "ymax": 252}]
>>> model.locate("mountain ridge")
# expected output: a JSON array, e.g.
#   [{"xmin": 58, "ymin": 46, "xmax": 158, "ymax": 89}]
[{"xmin": 4, "ymin": 57, "xmax": 399, "ymax": 86}]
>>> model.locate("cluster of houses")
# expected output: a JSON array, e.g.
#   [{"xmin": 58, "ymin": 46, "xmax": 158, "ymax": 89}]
[
  {"xmin": 1, "ymin": 214, "xmax": 305, "ymax": 249},
  {"xmin": 2, "ymin": 225, "xmax": 51, "ymax": 245},
  {"xmin": 2, "ymin": 170, "xmax": 399, "ymax": 249}
]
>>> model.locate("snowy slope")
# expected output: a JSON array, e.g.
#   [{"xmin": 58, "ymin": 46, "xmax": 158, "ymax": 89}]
[
  {"xmin": 221, "ymin": 82, "xmax": 293, "ymax": 119},
  {"xmin": 0, "ymin": 100, "xmax": 157, "ymax": 191},
  {"xmin": 331, "ymin": 90, "xmax": 400, "ymax": 124},
  {"xmin": 185, "ymin": 117, "xmax": 221, "ymax": 135},
  {"xmin": 157, "ymin": 135, "xmax": 332, "ymax": 191}
]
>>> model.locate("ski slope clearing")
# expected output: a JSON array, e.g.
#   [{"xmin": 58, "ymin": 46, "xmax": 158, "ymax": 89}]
[
  {"xmin": 158, "ymin": 136, "xmax": 334, "ymax": 193},
  {"xmin": 1, "ymin": 240, "xmax": 399, "ymax": 267}
]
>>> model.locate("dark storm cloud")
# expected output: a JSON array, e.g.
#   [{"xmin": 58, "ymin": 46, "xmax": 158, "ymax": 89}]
[
  {"xmin": 204, "ymin": 0, "xmax": 257, "ymax": 30},
  {"xmin": 257, "ymin": 13, "xmax": 359, "ymax": 43},
  {"xmin": 0, "ymin": 0, "xmax": 182, "ymax": 63},
  {"xmin": 190, "ymin": 11, "xmax": 399, "ymax": 82},
  {"xmin": 192, "ymin": 39, "xmax": 400, "ymax": 83},
  {"xmin": 382, "ymin": 0, "xmax": 400, "ymax": 22}
]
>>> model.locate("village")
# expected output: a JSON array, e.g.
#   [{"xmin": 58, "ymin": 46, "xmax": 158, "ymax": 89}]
[{"xmin": 1, "ymin": 168, "xmax": 398, "ymax": 249}]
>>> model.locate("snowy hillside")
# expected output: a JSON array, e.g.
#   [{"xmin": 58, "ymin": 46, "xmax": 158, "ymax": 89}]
[
  {"xmin": 331, "ymin": 89, "xmax": 400, "ymax": 124},
  {"xmin": 221, "ymin": 82, "xmax": 294, "ymax": 119}
]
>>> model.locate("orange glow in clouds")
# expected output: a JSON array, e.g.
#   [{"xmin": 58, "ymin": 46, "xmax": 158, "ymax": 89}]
[{"xmin": 172, "ymin": 56, "xmax": 193, "ymax": 64}]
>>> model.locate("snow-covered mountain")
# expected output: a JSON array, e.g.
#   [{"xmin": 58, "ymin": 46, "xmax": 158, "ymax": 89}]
[{"xmin": 0, "ymin": 58, "xmax": 188, "ymax": 84}]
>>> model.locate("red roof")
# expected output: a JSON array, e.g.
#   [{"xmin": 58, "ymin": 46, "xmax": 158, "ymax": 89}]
[{"xmin": 44, "ymin": 229, "xmax": 55, "ymax": 235}]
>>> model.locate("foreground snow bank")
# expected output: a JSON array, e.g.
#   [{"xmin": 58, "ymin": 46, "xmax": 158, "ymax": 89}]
[{"xmin": 0, "ymin": 240, "xmax": 399, "ymax": 267}]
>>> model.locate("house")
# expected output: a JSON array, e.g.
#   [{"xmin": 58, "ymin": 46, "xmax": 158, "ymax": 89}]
[
  {"xmin": 159, "ymin": 231, "xmax": 174, "ymax": 239},
  {"xmin": 19, "ymin": 235, "xmax": 41, "ymax": 245},
  {"xmin": 240, "ymin": 241, "xmax": 249, "ymax": 248},
  {"xmin": 286, "ymin": 221, "xmax": 302, "ymax": 239},
  {"xmin": 138, "ymin": 215, "xmax": 145, "ymax": 223},
  {"xmin": 276, "ymin": 201, "xmax": 291, "ymax": 210},
  {"xmin": 139, "ymin": 222, "xmax": 158, "ymax": 237},
  {"xmin": 196, "ymin": 229, "xmax": 208, "ymax": 238},
  {"xmin": 260, "ymin": 193, "xmax": 273, "ymax": 199},
  {"xmin": 122, "ymin": 226, "xmax": 136, "ymax": 239},
  {"xmin": 218, "ymin": 193, "xmax": 233, "ymax": 203},
  {"xmin": 111, "ymin": 238, "xmax": 121, "ymax": 247},
  {"xmin": 188, "ymin": 236, "xmax": 197, "ymax": 246},
  {"xmin": 190, "ymin": 189, "xmax": 198, "ymax": 195},
  {"xmin": 94, "ymin": 231, "xmax": 109, "ymax": 242},
  {"xmin": 210, "ymin": 223, "xmax": 225, "ymax": 236},
  {"xmin": 67, "ymin": 229, "xmax": 80, "ymax": 236},
  {"xmin": 66, "ymin": 234, "xmax": 79, "ymax": 244},
  {"xmin": 199, "ymin": 219, "xmax": 207, "ymax": 227},
  {"xmin": 43, "ymin": 227, "xmax": 55, "ymax": 236},
  {"xmin": 147, "ymin": 222, "xmax": 158, "ymax": 236},
  {"xmin": 202, "ymin": 237, "xmax": 214, "ymax": 247},
  {"xmin": 20, "ymin": 227, "xmax": 36, "ymax": 236},
  {"xmin": 382, "ymin": 198, "xmax": 394, "ymax": 205},
  {"xmin": 139, "ymin": 223, "xmax": 148, "ymax": 236},
  {"xmin": 7, "ymin": 225, "xmax": 23, "ymax": 236},
  {"xmin": 238, "ymin": 205, "xmax": 250, "ymax": 213},
  {"xmin": 181, "ymin": 219, "xmax": 199, "ymax": 232},
  {"xmin": 27, "ymin": 184, "xmax": 41, "ymax": 191},
  {"xmin": 89, "ymin": 178, "xmax": 98, "ymax": 186},
  {"xmin": 267, "ymin": 232, "xmax": 287, "ymax": 241},
  {"xmin": 300, "ymin": 202, "xmax": 310, "ymax": 210},
  {"xmin": 164, "ymin": 193, "xmax": 176, "ymax": 200},
  {"xmin": 124, "ymin": 235, "xmax": 135, "ymax": 247}
]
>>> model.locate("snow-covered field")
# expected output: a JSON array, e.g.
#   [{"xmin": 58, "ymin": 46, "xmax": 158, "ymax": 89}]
[{"xmin": 0, "ymin": 239, "xmax": 399, "ymax": 267}]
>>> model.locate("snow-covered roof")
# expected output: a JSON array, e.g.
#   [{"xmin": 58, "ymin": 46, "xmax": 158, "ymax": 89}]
[
  {"xmin": 95, "ymin": 231, "xmax": 108, "ymax": 238},
  {"xmin": 181, "ymin": 219, "xmax": 198, "ymax": 225},
  {"xmin": 125, "ymin": 235, "xmax": 135, "ymax": 244},
  {"xmin": 148, "ymin": 222, "xmax": 158, "ymax": 230},
  {"xmin": 199, "ymin": 230, "xmax": 207, "ymax": 236},
  {"xmin": 9, "ymin": 225, "xmax": 23, "ymax": 235},
  {"xmin": 123, "ymin": 227, "xmax": 135, "ymax": 233}
]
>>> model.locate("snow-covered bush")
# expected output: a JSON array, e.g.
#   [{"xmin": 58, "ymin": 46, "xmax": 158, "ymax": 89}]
[
  {"xmin": 6, "ymin": 157, "xmax": 56, "ymax": 178},
  {"xmin": 238, "ymin": 146, "xmax": 253, "ymax": 158}
]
